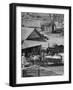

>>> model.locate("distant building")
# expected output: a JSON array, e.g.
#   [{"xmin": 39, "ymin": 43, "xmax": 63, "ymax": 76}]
[
  {"xmin": 55, "ymin": 21, "xmax": 64, "ymax": 29},
  {"xmin": 41, "ymin": 23, "xmax": 55, "ymax": 33},
  {"xmin": 22, "ymin": 19, "xmax": 42, "ymax": 28}
]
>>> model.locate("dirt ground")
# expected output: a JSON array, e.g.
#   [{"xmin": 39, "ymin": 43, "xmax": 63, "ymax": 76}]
[{"xmin": 22, "ymin": 65, "xmax": 64, "ymax": 77}]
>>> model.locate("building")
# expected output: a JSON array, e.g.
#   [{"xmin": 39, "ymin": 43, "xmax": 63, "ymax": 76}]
[
  {"xmin": 21, "ymin": 27, "xmax": 48, "ymax": 58},
  {"xmin": 22, "ymin": 40, "xmax": 42, "ymax": 57},
  {"xmin": 21, "ymin": 27, "xmax": 48, "ymax": 42},
  {"xmin": 41, "ymin": 23, "xmax": 53, "ymax": 33}
]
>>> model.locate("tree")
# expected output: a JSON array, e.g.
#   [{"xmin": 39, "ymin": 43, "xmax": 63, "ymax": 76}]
[
  {"xmin": 49, "ymin": 14, "xmax": 64, "ymax": 33},
  {"xmin": 49, "ymin": 14, "xmax": 56, "ymax": 33}
]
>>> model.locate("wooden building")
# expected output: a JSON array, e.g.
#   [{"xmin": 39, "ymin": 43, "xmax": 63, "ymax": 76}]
[
  {"xmin": 22, "ymin": 40, "xmax": 42, "ymax": 57},
  {"xmin": 21, "ymin": 27, "xmax": 47, "ymax": 42},
  {"xmin": 21, "ymin": 27, "xmax": 48, "ymax": 58}
]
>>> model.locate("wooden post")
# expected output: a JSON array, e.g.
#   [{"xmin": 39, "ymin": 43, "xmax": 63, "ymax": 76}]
[{"xmin": 38, "ymin": 67, "xmax": 40, "ymax": 76}]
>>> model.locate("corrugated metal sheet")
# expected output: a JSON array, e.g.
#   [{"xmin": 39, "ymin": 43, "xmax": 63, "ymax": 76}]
[
  {"xmin": 22, "ymin": 40, "xmax": 48, "ymax": 49},
  {"xmin": 21, "ymin": 27, "xmax": 34, "ymax": 40}
]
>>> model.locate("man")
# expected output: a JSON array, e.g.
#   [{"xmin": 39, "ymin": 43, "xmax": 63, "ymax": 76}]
[
  {"xmin": 21, "ymin": 53, "xmax": 26, "ymax": 69},
  {"xmin": 22, "ymin": 52, "xmax": 30, "ymax": 69}
]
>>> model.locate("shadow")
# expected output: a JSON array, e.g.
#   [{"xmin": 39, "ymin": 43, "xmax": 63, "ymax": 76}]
[{"xmin": 5, "ymin": 82, "xmax": 9, "ymax": 86}]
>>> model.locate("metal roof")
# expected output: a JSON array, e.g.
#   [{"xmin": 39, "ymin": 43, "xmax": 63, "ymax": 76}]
[
  {"xmin": 22, "ymin": 40, "xmax": 48, "ymax": 49},
  {"xmin": 21, "ymin": 27, "xmax": 34, "ymax": 40},
  {"xmin": 22, "ymin": 40, "xmax": 41, "ymax": 49}
]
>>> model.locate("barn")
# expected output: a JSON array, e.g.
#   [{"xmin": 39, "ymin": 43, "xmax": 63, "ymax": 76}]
[{"xmin": 21, "ymin": 27, "xmax": 48, "ymax": 58}]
